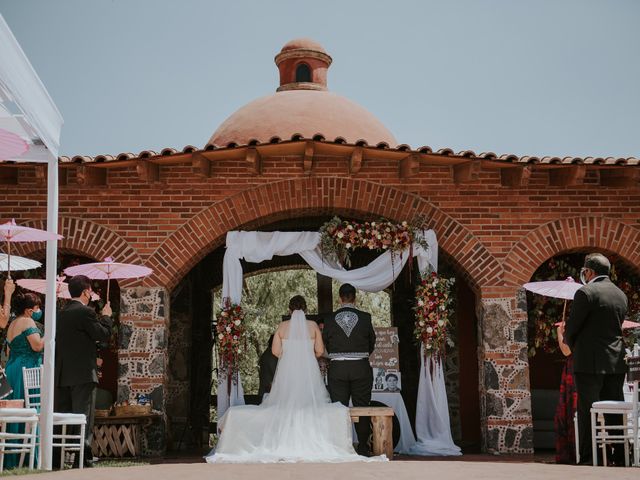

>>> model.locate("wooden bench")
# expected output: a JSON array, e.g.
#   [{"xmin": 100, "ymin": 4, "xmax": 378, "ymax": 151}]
[{"xmin": 349, "ymin": 406, "xmax": 394, "ymax": 459}]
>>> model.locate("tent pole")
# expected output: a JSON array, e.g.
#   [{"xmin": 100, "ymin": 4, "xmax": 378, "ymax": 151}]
[{"xmin": 40, "ymin": 157, "xmax": 58, "ymax": 470}]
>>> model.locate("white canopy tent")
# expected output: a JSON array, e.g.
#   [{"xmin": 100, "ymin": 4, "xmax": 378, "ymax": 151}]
[{"xmin": 0, "ymin": 14, "xmax": 63, "ymax": 470}]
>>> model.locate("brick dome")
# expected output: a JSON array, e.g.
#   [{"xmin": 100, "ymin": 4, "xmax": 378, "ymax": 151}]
[{"xmin": 208, "ymin": 39, "xmax": 397, "ymax": 147}]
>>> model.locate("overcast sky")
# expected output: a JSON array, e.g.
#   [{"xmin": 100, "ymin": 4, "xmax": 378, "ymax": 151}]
[{"xmin": 1, "ymin": 0, "xmax": 639, "ymax": 158}]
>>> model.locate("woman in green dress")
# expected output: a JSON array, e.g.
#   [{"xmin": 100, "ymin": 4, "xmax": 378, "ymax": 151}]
[{"xmin": 4, "ymin": 292, "xmax": 44, "ymax": 469}]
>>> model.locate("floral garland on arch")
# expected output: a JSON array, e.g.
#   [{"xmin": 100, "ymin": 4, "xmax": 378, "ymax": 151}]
[
  {"xmin": 414, "ymin": 271, "xmax": 455, "ymax": 360},
  {"xmin": 319, "ymin": 216, "xmax": 428, "ymax": 266},
  {"xmin": 215, "ymin": 301, "xmax": 246, "ymax": 390},
  {"xmin": 319, "ymin": 216, "xmax": 451, "ymax": 359}
]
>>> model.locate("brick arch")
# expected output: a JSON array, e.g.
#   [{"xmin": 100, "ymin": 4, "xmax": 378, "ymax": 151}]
[
  {"xmin": 13, "ymin": 217, "xmax": 143, "ymax": 267},
  {"xmin": 145, "ymin": 177, "xmax": 502, "ymax": 291},
  {"xmin": 503, "ymin": 216, "xmax": 640, "ymax": 286}
]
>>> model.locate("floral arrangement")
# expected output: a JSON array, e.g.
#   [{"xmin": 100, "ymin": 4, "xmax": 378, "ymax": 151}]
[
  {"xmin": 319, "ymin": 216, "xmax": 426, "ymax": 266},
  {"xmin": 414, "ymin": 271, "xmax": 455, "ymax": 359},
  {"xmin": 215, "ymin": 301, "xmax": 246, "ymax": 386}
]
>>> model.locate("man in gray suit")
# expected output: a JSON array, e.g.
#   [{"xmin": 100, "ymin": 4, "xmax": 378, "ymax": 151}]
[{"xmin": 564, "ymin": 253, "xmax": 627, "ymax": 465}]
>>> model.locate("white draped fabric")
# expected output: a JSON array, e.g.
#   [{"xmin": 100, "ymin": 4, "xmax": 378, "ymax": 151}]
[
  {"xmin": 217, "ymin": 228, "xmax": 459, "ymax": 458},
  {"xmin": 222, "ymin": 230, "xmax": 438, "ymax": 305},
  {"xmin": 216, "ymin": 373, "xmax": 245, "ymax": 422},
  {"xmin": 409, "ymin": 351, "xmax": 462, "ymax": 456}
]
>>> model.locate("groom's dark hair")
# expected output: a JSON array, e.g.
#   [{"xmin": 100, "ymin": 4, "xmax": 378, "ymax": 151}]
[
  {"xmin": 288, "ymin": 295, "xmax": 307, "ymax": 312},
  {"xmin": 338, "ymin": 283, "xmax": 356, "ymax": 303}
]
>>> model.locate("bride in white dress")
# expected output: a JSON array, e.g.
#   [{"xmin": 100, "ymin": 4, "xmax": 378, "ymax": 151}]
[{"xmin": 206, "ymin": 296, "xmax": 382, "ymax": 463}]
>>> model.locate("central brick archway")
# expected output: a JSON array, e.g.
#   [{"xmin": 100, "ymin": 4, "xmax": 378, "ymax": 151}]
[{"xmin": 145, "ymin": 177, "xmax": 502, "ymax": 291}]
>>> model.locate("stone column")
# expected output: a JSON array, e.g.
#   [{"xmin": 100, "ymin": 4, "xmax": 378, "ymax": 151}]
[
  {"xmin": 118, "ymin": 287, "xmax": 168, "ymax": 455},
  {"xmin": 477, "ymin": 288, "xmax": 533, "ymax": 454}
]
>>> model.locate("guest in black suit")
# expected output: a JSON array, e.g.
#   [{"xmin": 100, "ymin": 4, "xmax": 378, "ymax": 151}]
[
  {"xmin": 54, "ymin": 275, "xmax": 113, "ymax": 468},
  {"xmin": 323, "ymin": 283, "xmax": 376, "ymax": 456},
  {"xmin": 257, "ymin": 335, "xmax": 278, "ymax": 401},
  {"xmin": 564, "ymin": 253, "xmax": 628, "ymax": 465}
]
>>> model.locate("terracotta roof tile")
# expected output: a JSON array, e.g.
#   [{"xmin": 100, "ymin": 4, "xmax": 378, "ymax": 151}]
[{"xmin": 44, "ymin": 139, "xmax": 639, "ymax": 169}]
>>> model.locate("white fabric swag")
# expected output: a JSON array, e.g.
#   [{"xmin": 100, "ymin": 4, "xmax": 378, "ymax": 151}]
[
  {"xmin": 221, "ymin": 230, "xmax": 438, "ymax": 304},
  {"xmin": 217, "ymin": 229, "xmax": 460, "ymax": 456}
]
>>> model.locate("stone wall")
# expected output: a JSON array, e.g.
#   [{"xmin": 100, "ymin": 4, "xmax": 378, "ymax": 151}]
[
  {"xmin": 166, "ymin": 282, "xmax": 193, "ymax": 449},
  {"xmin": 119, "ymin": 287, "xmax": 168, "ymax": 455},
  {"xmin": 478, "ymin": 293, "xmax": 533, "ymax": 454}
]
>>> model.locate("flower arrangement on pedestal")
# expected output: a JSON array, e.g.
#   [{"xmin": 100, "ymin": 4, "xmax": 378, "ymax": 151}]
[
  {"xmin": 215, "ymin": 301, "xmax": 246, "ymax": 388},
  {"xmin": 319, "ymin": 216, "xmax": 427, "ymax": 266},
  {"xmin": 414, "ymin": 271, "xmax": 455, "ymax": 359}
]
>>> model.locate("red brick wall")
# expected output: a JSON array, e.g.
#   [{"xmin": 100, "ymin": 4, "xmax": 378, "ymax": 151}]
[{"xmin": 6, "ymin": 156, "xmax": 639, "ymax": 290}]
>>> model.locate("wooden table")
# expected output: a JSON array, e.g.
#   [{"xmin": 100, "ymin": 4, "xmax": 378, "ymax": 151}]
[
  {"xmin": 92, "ymin": 414, "xmax": 161, "ymax": 458},
  {"xmin": 349, "ymin": 406, "xmax": 394, "ymax": 459}
]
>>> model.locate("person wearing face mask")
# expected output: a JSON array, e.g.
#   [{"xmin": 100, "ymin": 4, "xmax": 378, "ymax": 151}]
[
  {"xmin": 54, "ymin": 275, "xmax": 112, "ymax": 469},
  {"xmin": 4, "ymin": 292, "xmax": 45, "ymax": 469},
  {"xmin": 564, "ymin": 253, "xmax": 628, "ymax": 465}
]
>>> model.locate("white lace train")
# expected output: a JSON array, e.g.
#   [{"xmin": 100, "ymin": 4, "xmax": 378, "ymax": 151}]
[{"xmin": 206, "ymin": 310, "xmax": 384, "ymax": 463}]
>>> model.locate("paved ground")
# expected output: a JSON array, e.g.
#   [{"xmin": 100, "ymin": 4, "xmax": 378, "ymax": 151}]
[{"xmin": 11, "ymin": 458, "xmax": 640, "ymax": 480}]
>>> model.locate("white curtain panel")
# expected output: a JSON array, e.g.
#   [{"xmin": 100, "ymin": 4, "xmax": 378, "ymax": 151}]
[
  {"xmin": 216, "ymin": 372, "xmax": 245, "ymax": 431},
  {"xmin": 409, "ymin": 349, "xmax": 462, "ymax": 456}
]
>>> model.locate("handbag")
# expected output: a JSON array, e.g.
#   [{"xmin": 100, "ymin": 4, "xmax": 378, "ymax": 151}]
[{"xmin": 0, "ymin": 367, "xmax": 13, "ymax": 400}]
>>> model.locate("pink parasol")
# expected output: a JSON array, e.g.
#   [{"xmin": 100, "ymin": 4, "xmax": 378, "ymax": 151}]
[
  {"xmin": 0, "ymin": 128, "xmax": 28, "ymax": 160},
  {"xmin": 523, "ymin": 277, "xmax": 581, "ymax": 323},
  {"xmin": 523, "ymin": 277, "xmax": 581, "ymax": 301},
  {"xmin": 17, "ymin": 277, "xmax": 100, "ymax": 301},
  {"xmin": 0, "ymin": 219, "xmax": 63, "ymax": 278},
  {"xmin": 63, "ymin": 257, "xmax": 153, "ymax": 300}
]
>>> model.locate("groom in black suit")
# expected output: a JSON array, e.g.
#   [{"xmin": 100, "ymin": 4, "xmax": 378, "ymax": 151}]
[
  {"xmin": 564, "ymin": 253, "xmax": 628, "ymax": 465},
  {"xmin": 55, "ymin": 275, "xmax": 113, "ymax": 467},
  {"xmin": 323, "ymin": 283, "xmax": 376, "ymax": 456}
]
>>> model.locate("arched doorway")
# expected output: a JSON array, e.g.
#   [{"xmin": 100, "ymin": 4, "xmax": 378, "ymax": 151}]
[
  {"xmin": 526, "ymin": 250, "xmax": 640, "ymax": 453},
  {"xmin": 165, "ymin": 214, "xmax": 481, "ymax": 452}
]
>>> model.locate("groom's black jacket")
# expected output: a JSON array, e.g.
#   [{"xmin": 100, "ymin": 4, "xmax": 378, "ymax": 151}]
[{"xmin": 322, "ymin": 306, "xmax": 376, "ymax": 358}]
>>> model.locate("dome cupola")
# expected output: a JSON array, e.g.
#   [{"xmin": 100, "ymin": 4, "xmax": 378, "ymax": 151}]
[
  {"xmin": 274, "ymin": 38, "xmax": 332, "ymax": 92},
  {"xmin": 208, "ymin": 39, "xmax": 397, "ymax": 147}
]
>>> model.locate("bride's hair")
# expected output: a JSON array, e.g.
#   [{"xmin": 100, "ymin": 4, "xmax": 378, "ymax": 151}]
[{"xmin": 288, "ymin": 295, "xmax": 307, "ymax": 312}]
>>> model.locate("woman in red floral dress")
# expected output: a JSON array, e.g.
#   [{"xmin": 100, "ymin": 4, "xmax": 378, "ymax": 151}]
[{"xmin": 554, "ymin": 321, "xmax": 578, "ymax": 464}]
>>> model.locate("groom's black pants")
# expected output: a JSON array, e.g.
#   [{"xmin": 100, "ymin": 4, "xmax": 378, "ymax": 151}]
[{"xmin": 328, "ymin": 359, "xmax": 373, "ymax": 455}]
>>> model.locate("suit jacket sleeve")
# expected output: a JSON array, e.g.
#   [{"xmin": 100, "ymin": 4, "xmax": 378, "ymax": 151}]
[
  {"xmin": 80, "ymin": 308, "xmax": 113, "ymax": 343},
  {"xmin": 368, "ymin": 316, "xmax": 376, "ymax": 354},
  {"xmin": 565, "ymin": 289, "xmax": 589, "ymax": 350}
]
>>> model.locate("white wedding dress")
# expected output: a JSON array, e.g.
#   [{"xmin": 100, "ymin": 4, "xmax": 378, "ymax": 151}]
[{"xmin": 206, "ymin": 310, "xmax": 382, "ymax": 463}]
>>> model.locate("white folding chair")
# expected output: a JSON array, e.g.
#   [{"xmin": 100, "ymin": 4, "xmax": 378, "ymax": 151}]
[
  {"xmin": 0, "ymin": 408, "xmax": 39, "ymax": 472},
  {"xmin": 23, "ymin": 366, "xmax": 87, "ymax": 469},
  {"xmin": 590, "ymin": 400, "xmax": 632, "ymax": 466}
]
